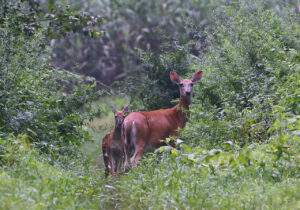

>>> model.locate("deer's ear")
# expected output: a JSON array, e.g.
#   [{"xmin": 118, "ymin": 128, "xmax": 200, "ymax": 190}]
[
  {"xmin": 170, "ymin": 72, "xmax": 181, "ymax": 84},
  {"xmin": 123, "ymin": 103, "xmax": 130, "ymax": 113},
  {"xmin": 191, "ymin": 71, "xmax": 203, "ymax": 83},
  {"xmin": 110, "ymin": 103, "xmax": 116, "ymax": 113}
]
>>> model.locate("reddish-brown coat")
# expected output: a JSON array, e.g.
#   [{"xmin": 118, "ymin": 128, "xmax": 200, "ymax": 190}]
[
  {"xmin": 102, "ymin": 104, "xmax": 129, "ymax": 176},
  {"xmin": 102, "ymin": 132, "xmax": 112, "ymax": 177},
  {"xmin": 123, "ymin": 71, "xmax": 202, "ymax": 168}
]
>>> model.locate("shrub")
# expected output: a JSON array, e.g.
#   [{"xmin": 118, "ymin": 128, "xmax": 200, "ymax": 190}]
[
  {"xmin": 107, "ymin": 130, "xmax": 300, "ymax": 209},
  {"xmin": 0, "ymin": 9, "xmax": 101, "ymax": 159},
  {"xmin": 183, "ymin": 1, "xmax": 300, "ymax": 148},
  {"xmin": 126, "ymin": 48, "xmax": 193, "ymax": 110}
]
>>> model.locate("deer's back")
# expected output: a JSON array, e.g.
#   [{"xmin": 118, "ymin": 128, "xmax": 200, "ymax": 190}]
[
  {"xmin": 102, "ymin": 132, "xmax": 112, "ymax": 154},
  {"xmin": 124, "ymin": 107, "xmax": 181, "ymax": 148}
]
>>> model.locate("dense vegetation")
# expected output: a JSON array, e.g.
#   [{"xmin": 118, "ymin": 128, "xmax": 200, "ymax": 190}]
[
  {"xmin": 106, "ymin": 2, "xmax": 300, "ymax": 208},
  {"xmin": 0, "ymin": 0, "xmax": 299, "ymax": 209},
  {"xmin": 0, "ymin": 1, "xmax": 102, "ymax": 158}
]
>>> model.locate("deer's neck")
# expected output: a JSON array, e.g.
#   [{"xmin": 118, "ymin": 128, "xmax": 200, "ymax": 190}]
[
  {"xmin": 175, "ymin": 95, "xmax": 192, "ymax": 128},
  {"xmin": 112, "ymin": 127, "xmax": 122, "ymax": 141},
  {"xmin": 179, "ymin": 95, "xmax": 192, "ymax": 110}
]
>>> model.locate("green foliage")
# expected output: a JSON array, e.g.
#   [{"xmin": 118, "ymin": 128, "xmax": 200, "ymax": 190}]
[
  {"xmin": 126, "ymin": 48, "xmax": 192, "ymax": 110},
  {"xmin": 0, "ymin": 141, "xmax": 106, "ymax": 209},
  {"xmin": 183, "ymin": 1, "xmax": 300, "ymax": 147},
  {"xmin": 1, "ymin": 1, "xmax": 299, "ymax": 209},
  {"xmin": 109, "ymin": 132, "xmax": 299, "ymax": 209},
  {"xmin": 95, "ymin": 2, "xmax": 300, "ymax": 208},
  {"xmin": 51, "ymin": 0, "xmax": 222, "ymax": 86},
  {"xmin": 0, "ymin": 3, "xmax": 105, "ymax": 207},
  {"xmin": 0, "ymin": 0, "xmax": 103, "ymax": 39},
  {"xmin": 51, "ymin": 0, "xmax": 299, "ymax": 91},
  {"xmin": 0, "ymin": 6, "xmax": 102, "ymax": 159}
]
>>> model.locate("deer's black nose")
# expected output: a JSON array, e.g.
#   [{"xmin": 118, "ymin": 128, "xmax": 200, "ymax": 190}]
[{"xmin": 186, "ymin": 91, "xmax": 191, "ymax": 95}]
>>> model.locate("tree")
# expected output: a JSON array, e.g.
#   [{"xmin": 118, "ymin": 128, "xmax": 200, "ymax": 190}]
[{"xmin": 0, "ymin": 0, "xmax": 103, "ymax": 40}]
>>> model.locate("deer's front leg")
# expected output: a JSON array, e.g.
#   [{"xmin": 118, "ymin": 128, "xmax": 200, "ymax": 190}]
[
  {"xmin": 116, "ymin": 155, "xmax": 123, "ymax": 174},
  {"xmin": 109, "ymin": 157, "xmax": 115, "ymax": 176}
]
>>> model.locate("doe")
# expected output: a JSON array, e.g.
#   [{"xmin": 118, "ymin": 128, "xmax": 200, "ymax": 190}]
[{"xmin": 123, "ymin": 71, "xmax": 203, "ymax": 168}]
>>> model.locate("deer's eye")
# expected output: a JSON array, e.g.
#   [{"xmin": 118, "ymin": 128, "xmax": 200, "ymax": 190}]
[
  {"xmin": 179, "ymin": 83, "xmax": 183, "ymax": 87},
  {"xmin": 191, "ymin": 83, "xmax": 194, "ymax": 86}
]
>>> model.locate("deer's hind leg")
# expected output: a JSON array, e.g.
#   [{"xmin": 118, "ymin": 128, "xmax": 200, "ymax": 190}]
[
  {"xmin": 130, "ymin": 119, "xmax": 150, "ymax": 168},
  {"xmin": 130, "ymin": 137, "xmax": 147, "ymax": 168},
  {"xmin": 123, "ymin": 121, "xmax": 132, "ymax": 171}
]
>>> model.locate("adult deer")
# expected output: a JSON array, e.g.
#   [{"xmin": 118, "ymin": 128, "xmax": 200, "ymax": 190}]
[
  {"xmin": 123, "ymin": 71, "xmax": 202, "ymax": 168},
  {"xmin": 102, "ymin": 103, "xmax": 129, "ymax": 176}
]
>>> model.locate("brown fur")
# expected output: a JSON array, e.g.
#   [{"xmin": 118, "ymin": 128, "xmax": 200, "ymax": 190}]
[
  {"xmin": 102, "ymin": 104, "xmax": 129, "ymax": 176},
  {"xmin": 123, "ymin": 71, "xmax": 203, "ymax": 168}
]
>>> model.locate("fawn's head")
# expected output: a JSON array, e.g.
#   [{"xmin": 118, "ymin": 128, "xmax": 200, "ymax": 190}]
[
  {"xmin": 170, "ymin": 71, "xmax": 203, "ymax": 98},
  {"xmin": 110, "ymin": 103, "xmax": 130, "ymax": 128}
]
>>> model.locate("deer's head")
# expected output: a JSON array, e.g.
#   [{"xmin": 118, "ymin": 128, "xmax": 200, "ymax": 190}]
[
  {"xmin": 170, "ymin": 71, "xmax": 203, "ymax": 99},
  {"xmin": 110, "ymin": 103, "xmax": 130, "ymax": 128}
]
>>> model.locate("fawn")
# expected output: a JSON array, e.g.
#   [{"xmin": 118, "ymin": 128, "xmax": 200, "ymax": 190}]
[{"xmin": 102, "ymin": 103, "xmax": 129, "ymax": 176}]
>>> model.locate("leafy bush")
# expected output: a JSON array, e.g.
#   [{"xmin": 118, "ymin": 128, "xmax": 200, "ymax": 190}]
[
  {"xmin": 0, "ymin": 0, "xmax": 102, "ymax": 39},
  {"xmin": 0, "ymin": 7, "xmax": 101, "ymax": 159},
  {"xmin": 183, "ymin": 1, "xmax": 300, "ymax": 148},
  {"xmin": 126, "ymin": 48, "xmax": 192, "ymax": 110}
]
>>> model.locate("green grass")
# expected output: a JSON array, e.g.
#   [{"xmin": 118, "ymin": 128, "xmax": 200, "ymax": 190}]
[
  {"xmin": 110, "ymin": 134, "xmax": 300, "ymax": 209},
  {"xmin": 0, "ymin": 150, "xmax": 106, "ymax": 209}
]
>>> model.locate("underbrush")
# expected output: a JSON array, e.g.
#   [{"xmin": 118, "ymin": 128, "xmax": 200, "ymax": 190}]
[
  {"xmin": 0, "ymin": 134, "xmax": 107, "ymax": 209},
  {"xmin": 110, "ymin": 132, "xmax": 299, "ymax": 209},
  {"xmin": 0, "ymin": 14, "xmax": 102, "ymax": 159},
  {"xmin": 1, "ymin": 118, "xmax": 298, "ymax": 209},
  {"xmin": 0, "ymin": 95, "xmax": 129, "ymax": 209}
]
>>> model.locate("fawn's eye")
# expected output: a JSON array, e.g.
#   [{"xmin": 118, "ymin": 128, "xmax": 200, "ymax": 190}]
[
  {"xmin": 191, "ymin": 83, "xmax": 194, "ymax": 86},
  {"xmin": 179, "ymin": 83, "xmax": 183, "ymax": 87}
]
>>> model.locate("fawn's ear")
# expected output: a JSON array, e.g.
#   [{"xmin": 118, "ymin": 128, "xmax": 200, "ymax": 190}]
[
  {"xmin": 191, "ymin": 71, "xmax": 203, "ymax": 83},
  {"xmin": 123, "ymin": 103, "xmax": 130, "ymax": 113},
  {"xmin": 170, "ymin": 72, "xmax": 181, "ymax": 84},
  {"xmin": 110, "ymin": 103, "xmax": 116, "ymax": 113}
]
